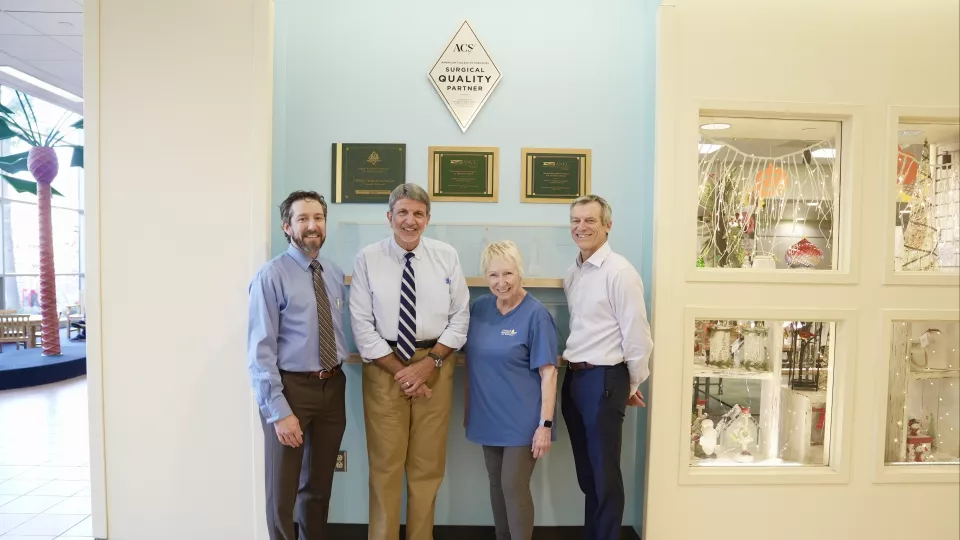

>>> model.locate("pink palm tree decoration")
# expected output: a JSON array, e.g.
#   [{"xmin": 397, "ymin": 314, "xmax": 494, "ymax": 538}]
[
  {"xmin": 0, "ymin": 90, "xmax": 84, "ymax": 357},
  {"xmin": 28, "ymin": 147, "xmax": 61, "ymax": 355}
]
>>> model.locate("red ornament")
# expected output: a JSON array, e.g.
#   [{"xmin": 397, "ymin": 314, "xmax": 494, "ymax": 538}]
[{"xmin": 785, "ymin": 238, "xmax": 824, "ymax": 268}]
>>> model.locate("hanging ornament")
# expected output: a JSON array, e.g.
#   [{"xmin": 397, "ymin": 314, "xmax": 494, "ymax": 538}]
[
  {"xmin": 754, "ymin": 163, "xmax": 789, "ymax": 199},
  {"xmin": 785, "ymin": 238, "xmax": 824, "ymax": 268}
]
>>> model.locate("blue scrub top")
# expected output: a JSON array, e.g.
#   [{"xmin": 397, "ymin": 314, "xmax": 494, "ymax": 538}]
[{"xmin": 464, "ymin": 293, "xmax": 559, "ymax": 447}]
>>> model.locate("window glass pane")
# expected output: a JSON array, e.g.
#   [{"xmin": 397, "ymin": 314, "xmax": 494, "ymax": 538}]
[
  {"xmin": 884, "ymin": 320, "xmax": 959, "ymax": 465},
  {"xmin": 895, "ymin": 122, "xmax": 960, "ymax": 273},
  {"xmin": 3, "ymin": 201, "xmax": 80, "ymax": 274},
  {"xmin": 0, "ymin": 86, "xmax": 83, "ymax": 208},
  {"xmin": 1, "ymin": 275, "xmax": 80, "ymax": 314},
  {"xmin": 697, "ymin": 117, "xmax": 841, "ymax": 270},
  {"xmin": 691, "ymin": 318, "xmax": 836, "ymax": 467}
]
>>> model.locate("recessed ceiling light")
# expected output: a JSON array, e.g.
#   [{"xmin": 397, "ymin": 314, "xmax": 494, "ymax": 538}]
[
  {"xmin": 700, "ymin": 123, "xmax": 731, "ymax": 130},
  {"xmin": 0, "ymin": 66, "xmax": 82, "ymax": 103},
  {"xmin": 698, "ymin": 143, "xmax": 722, "ymax": 154},
  {"xmin": 806, "ymin": 202, "xmax": 819, "ymax": 206},
  {"xmin": 899, "ymin": 129, "xmax": 923, "ymax": 137},
  {"xmin": 811, "ymin": 148, "xmax": 836, "ymax": 159}
]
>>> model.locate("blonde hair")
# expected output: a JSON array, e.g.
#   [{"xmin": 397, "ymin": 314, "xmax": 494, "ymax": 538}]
[{"xmin": 481, "ymin": 240, "xmax": 524, "ymax": 279}]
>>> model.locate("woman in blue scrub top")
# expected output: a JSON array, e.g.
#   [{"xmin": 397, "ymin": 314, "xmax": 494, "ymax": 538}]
[{"xmin": 463, "ymin": 240, "xmax": 559, "ymax": 540}]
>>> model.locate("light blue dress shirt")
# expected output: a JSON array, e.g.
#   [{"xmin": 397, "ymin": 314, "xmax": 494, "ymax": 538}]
[{"xmin": 247, "ymin": 244, "xmax": 348, "ymax": 423}]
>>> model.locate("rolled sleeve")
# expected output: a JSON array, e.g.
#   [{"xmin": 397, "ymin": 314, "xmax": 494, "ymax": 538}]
[
  {"xmin": 529, "ymin": 311, "xmax": 559, "ymax": 371},
  {"xmin": 612, "ymin": 268, "xmax": 654, "ymax": 391},
  {"xmin": 349, "ymin": 252, "xmax": 392, "ymax": 361},
  {"xmin": 437, "ymin": 253, "xmax": 470, "ymax": 350},
  {"xmin": 247, "ymin": 269, "xmax": 292, "ymax": 423}
]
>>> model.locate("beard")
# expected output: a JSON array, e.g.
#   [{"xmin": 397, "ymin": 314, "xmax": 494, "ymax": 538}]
[{"xmin": 293, "ymin": 230, "xmax": 325, "ymax": 253}]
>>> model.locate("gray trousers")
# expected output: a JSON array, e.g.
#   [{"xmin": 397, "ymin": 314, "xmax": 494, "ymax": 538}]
[{"xmin": 482, "ymin": 445, "xmax": 538, "ymax": 540}]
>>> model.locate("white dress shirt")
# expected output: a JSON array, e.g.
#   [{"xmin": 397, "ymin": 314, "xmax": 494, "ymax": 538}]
[
  {"xmin": 350, "ymin": 236, "xmax": 470, "ymax": 361},
  {"xmin": 562, "ymin": 241, "xmax": 654, "ymax": 392}
]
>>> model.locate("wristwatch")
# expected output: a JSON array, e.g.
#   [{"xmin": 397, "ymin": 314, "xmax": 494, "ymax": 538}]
[
  {"xmin": 539, "ymin": 419, "xmax": 553, "ymax": 428},
  {"xmin": 427, "ymin": 352, "xmax": 443, "ymax": 368}
]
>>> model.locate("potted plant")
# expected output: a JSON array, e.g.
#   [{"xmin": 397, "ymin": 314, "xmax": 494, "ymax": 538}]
[{"xmin": 0, "ymin": 89, "xmax": 83, "ymax": 356}]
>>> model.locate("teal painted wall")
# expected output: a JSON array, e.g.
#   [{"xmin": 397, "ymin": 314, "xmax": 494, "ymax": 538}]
[{"xmin": 272, "ymin": 0, "xmax": 658, "ymax": 527}]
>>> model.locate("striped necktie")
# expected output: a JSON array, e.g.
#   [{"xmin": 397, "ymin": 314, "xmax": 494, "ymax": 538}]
[
  {"xmin": 397, "ymin": 252, "xmax": 417, "ymax": 361},
  {"xmin": 309, "ymin": 260, "xmax": 339, "ymax": 371}
]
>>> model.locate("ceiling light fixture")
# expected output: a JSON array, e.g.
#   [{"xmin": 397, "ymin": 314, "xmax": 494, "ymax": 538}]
[
  {"xmin": 0, "ymin": 66, "xmax": 82, "ymax": 103},
  {"xmin": 806, "ymin": 202, "xmax": 819, "ymax": 206},
  {"xmin": 700, "ymin": 123, "xmax": 731, "ymax": 130},
  {"xmin": 811, "ymin": 148, "xmax": 836, "ymax": 159},
  {"xmin": 899, "ymin": 129, "xmax": 923, "ymax": 137}
]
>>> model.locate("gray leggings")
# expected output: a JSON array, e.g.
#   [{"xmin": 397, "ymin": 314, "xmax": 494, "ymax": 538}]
[{"xmin": 482, "ymin": 445, "xmax": 538, "ymax": 540}]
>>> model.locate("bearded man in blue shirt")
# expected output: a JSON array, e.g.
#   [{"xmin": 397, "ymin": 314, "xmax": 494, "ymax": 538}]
[{"xmin": 248, "ymin": 190, "xmax": 349, "ymax": 540}]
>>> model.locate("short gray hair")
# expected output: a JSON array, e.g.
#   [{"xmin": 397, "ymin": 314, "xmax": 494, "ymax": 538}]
[
  {"xmin": 571, "ymin": 194, "xmax": 612, "ymax": 226},
  {"xmin": 388, "ymin": 183, "xmax": 431, "ymax": 215},
  {"xmin": 481, "ymin": 240, "xmax": 524, "ymax": 279}
]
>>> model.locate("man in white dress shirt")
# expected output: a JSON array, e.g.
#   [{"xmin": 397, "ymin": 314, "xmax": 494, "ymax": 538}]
[
  {"xmin": 349, "ymin": 183, "xmax": 470, "ymax": 540},
  {"xmin": 561, "ymin": 194, "xmax": 654, "ymax": 540}
]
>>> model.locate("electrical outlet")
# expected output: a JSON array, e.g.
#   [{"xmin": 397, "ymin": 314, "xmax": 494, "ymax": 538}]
[{"xmin": 336, "ymin": 450, "xmax": 347, "ymax": 472}]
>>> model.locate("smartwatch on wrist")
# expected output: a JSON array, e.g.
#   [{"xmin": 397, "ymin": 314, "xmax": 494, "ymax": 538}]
[
  {"xmin": 427, "ymin": 352, "xmax": 443, "ymax": 368},
  {"xmin": 539, "ymin": 419, "xmax": 553, "ymax": 428}
]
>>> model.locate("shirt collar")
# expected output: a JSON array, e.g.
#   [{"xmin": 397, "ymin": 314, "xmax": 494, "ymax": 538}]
[
  {"xmin": 389, "ymin": 235, "xmax": 425, "ymax": 262},
  {"xmin": 286, "ymin": 243, "xmax": 320, "ymax": 272},
  {"xmin": 577, "ymin": 241, "xmax": 612, "ymax": 268}
]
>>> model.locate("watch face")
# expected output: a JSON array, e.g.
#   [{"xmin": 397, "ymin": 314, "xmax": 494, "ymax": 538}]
[{"xmin": 542, "ymin": 420, "xmax": 553, "ymax": 428}]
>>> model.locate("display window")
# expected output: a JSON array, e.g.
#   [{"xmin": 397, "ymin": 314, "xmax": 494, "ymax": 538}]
[
  {"xmin": 883, "ymin": 320, "xmax": 959, "ymax": 466},
  {"xmin": 695, "ymin": 117, "xmax": 841, "ymax": 272},
  {"xmin": 690, "ymin": 318, "xmax": 837, "ymax": 468},
  {"xmin": 893, "ymin": 122, "xmax": 960, "ymax": 274}
]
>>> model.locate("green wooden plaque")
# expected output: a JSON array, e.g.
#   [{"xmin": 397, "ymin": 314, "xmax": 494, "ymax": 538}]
[
  {"xmin": 521, "ymin": 148, "xmax": 591, "ymax": 203},
  {"xmin": 429, "ymin": 146, "xmax": 499, "ymax": 202},
  {"xmin": 331, "ymin": 143, "xmax": 406, "ymax": 203}
]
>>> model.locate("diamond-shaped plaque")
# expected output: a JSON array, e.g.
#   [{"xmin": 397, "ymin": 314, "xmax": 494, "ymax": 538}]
[{"xmin": 428, "ymin": 21, "xmax": 502, "ymax": 132}]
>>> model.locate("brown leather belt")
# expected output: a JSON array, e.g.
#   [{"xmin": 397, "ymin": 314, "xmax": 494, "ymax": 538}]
[
  {"xmin": 567, "ymin": 362, "xmax": 598, "ymax": 371},
  {"xmin": 281, "ymin": 366, "xmax": 341, "ymax": 380}
]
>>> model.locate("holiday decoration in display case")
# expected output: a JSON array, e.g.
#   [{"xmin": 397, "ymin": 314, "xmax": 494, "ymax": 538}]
[
  {"xmin": 894, "ymin": 123, "xmax": 960, "ymax": 274},
  {"xmin": 696, "ymin": 117, "xmax": 840, "ymax": 271},
  {"xmin": 690, "ymin": 317, "xmax": 836, "ymax": 467},
  {"xmin": 884, "ymin": 320, "xmax": 960, "ymax": 465}
]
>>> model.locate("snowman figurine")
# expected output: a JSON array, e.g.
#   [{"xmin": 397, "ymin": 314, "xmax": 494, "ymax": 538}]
[
  {"xmin": 699, "ymin": 419, "xmax": 719, "ymax": 459},
  {"xmin": 731, "ymin": 407, "xmax": 756, "ymax": 463},
  {"xmin": 691, "ymin": 401, "xmax": 709, "ymax": 458}
]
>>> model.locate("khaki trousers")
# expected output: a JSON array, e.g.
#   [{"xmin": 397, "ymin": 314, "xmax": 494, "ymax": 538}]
[{"xmin": 362, "ymin": 349, "xmax": 455, "ymax": 540}]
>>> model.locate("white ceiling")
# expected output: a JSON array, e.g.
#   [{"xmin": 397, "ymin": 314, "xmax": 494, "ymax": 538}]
[{"xmin": 0, "ymin": 0, "xmax": 83, "ymax": 104}]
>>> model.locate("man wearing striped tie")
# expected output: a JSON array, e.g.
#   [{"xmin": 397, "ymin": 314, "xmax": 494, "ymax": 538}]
[
  {"xmin": 248, "ymin": 190, "xmax": 349, "ymax": 540},
  {"xmin": 350, "ymin": 183, "xmax": 470, "ymax": 540}
]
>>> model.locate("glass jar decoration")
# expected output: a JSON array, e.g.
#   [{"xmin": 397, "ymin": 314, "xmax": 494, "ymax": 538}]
[
  {"xmin": 708, "ymin": 323, "xmax": 735, "ymax": 368},
  {"xmin": 740, "ymin": 324, "xmax": 769, "ymax": 371},
  {"xmin": 752, "ymin": 253, "xmax": 777, "ymax": 269}
]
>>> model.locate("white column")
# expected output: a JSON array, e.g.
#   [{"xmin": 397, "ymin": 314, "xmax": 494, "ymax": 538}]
[{"xmin": 85, "ymin": 1, "xmax": 274, "ymax": 538}]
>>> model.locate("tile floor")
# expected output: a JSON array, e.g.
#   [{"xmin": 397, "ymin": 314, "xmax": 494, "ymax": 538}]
[{"xmin": 0, "ymin": 377, "xmax": 93, "ymax": 539}]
